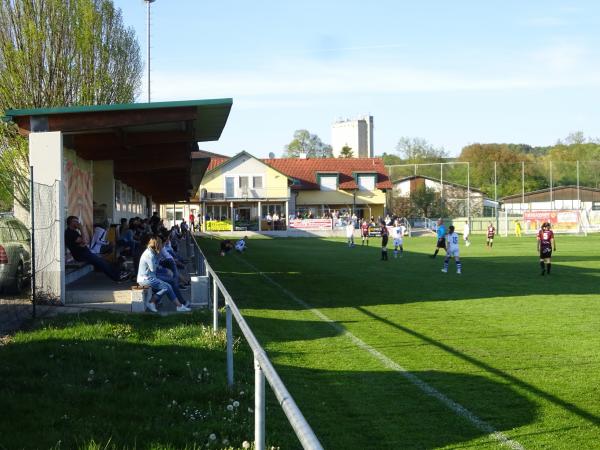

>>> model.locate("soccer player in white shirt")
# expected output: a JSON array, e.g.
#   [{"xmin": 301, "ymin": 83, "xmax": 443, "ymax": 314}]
[
  {"xmin": 235, "ymin": 236, "xmax": 247, "ymax": 253},
  {"xmin": 346, "ymin": 220, "xmax": 355, "ymax": 247},
  {"xmin": 463, "ymin": 220, "xmax": 471, "ymax": 247},
  {"xmin": 392, "ymin": 220, "xmax": 404, "ymax": 258},
  {"xmin": 442, "ymin": 225, "xmax": 462, "ymax": 274}
]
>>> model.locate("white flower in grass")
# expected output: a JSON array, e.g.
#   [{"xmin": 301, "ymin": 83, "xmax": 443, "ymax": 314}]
[
  {"xmin": 226, "ymin": 404, "xmax": 234, "ymax": 411},
  {"xmin": 248, "ymin": 407, "xmax": 254, "ymax": 413},
  {"xmin": 239, "ymin": 390, "xmax": 245, "ymax": 396},
  {"xmin": 222, "ymin": 438, "xmax": 229, "ymax": 445},
  {"xmin": 208, "ymin": 433, "xmax": 217, "ymax": 441},
  {"xmin": 89, "ymin": 369, "xmax": 95, "ymax": 375},
  {"xmin": 186, "ymin": 361, "xmax": 191, "ymax": 366},
  {"xmin": 203, "ymin": 367, "xmax": 208, "ymax": 372},
  {"xmin": 172, "ymin": 400, "xmax": 177, "ymax": 405},
  {"xmin": 233, "ymin": 401, "xmax": 240, "ymax": 408},
  {"xmin": 242, "ymin": 441, "xmax": 251, "ymax": 449},
  {"xmin": 49, "ymin": 354, "xmax": 54, "ymax": 359},
  {"xmin": 87, "ymin": 377, "xmax": 92, "ymax": 382},
  {"xmin": 132, "ymin": 371, "xmax": 137, "ymax": 376}
]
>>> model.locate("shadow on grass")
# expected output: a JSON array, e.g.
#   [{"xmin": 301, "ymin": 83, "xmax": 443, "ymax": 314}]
[
  {"xmin": 355, "ymin": 305, "xmax": 600, "ymax": 428},
  {"xmin": 267, "ymin": 364, "xmax": 537, "ymax": 450},
  {"xmin": 0, "ymin": 311, "xmax": 262, "ymax": 450}
]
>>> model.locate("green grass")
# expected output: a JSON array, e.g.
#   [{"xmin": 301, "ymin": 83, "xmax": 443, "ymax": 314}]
[
  {"xmin": 198, "ymin": 233, "xmax": 600, "ymax": 449},
  {"xmin": 0, "ymin": 310, "xmax": 293, "ymax": 450}
]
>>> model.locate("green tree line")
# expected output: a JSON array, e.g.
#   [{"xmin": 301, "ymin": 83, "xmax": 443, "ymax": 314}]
[{"xmin": 0, "ymin": 0, "xmax": 142, "ymax": 212}]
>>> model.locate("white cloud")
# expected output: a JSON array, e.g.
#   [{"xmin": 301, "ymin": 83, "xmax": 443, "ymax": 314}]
[{"xmin": 146, "ymin": 48, "xmax": 600, "ymax": 107}]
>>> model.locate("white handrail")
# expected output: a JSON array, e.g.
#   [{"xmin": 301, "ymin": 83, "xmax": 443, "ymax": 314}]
[{"xmin": 189, "ymin": 236, "xmax": 324, "ymax": 450}]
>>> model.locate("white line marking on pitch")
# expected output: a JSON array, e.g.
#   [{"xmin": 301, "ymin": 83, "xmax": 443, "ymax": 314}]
[{"xmin": 237, "ymin": 258, "xmax": 525, "ymax": 450}]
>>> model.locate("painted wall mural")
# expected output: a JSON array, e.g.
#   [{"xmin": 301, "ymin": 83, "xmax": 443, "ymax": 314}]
[{"xmin": 64, "ymin": 150, "xmax": 93, "ymax": 243}]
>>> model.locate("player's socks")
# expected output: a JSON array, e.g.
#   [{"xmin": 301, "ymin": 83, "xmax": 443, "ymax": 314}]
[
  {"xmin": 443, "ymin": 258, "xmax": 449, "ymax": 272},
  {"xmin": 432, "ymin": 249, "xmax": 439, "ymax": 258},
  {"xmin": 456, "ymin": 261, "xmax": 462, "ymax": 274},
  {"xmin": 547, "ymin": 263, "xmax": 551, "ymax": 274},
  {"xmin": 540, "ymin": 261, "xmax": 545, "ymax": 275},
  {"xmin": 394, "ymin": 250, "xmax": 398, "ymax": 258}
]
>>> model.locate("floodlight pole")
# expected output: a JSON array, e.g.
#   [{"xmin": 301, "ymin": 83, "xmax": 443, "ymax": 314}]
[{"xmin": 145, "ymin": 0, "xmax": 156, "ymax": 102}]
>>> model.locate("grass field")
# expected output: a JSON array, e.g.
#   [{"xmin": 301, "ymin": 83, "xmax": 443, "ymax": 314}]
[{"xmin": 199, "ymin": 233, "xmax": 600, "ymax": 449}]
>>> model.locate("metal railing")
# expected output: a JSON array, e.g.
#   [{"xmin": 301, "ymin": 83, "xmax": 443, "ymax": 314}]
[{"xmin": 188, "ymin": 236, "xmax": 324, "ymax": 450}]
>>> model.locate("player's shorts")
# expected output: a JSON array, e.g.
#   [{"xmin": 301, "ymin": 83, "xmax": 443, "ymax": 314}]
[
  {"xmin": 447, "ymin": 248, "xmax": 460, "ymax": 257},
  {"xmin": 436, "ymin": 238, "xmax": 446, "ymax": 248},
  {"xmin": 393, "ymin": 238, "xmax": 403, "ymax": 247},
  {"xmin": 382, "ymin": 236, "xmax": 389, "ymax": 247},
  {"xmin": 487, "ymin": 235, "xmax": 495, "ymax": 240},
  {"xmin": 540, "ymin": 246, "xmax": 552, "ymax": 259},
  {"xmin": 362, "ymin": 231, "xmax": 369, "ymax": 238}
]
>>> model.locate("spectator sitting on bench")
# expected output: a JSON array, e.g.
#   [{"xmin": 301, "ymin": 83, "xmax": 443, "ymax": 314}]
[
  {"xmin": 90, "ymin": 219, "xmax": 113, "ymax": 255},
  {"xmin": 159, "ymin": 232, "xmax": 190, "ymax": 289},
  {"xmin": 137, "ymin": 235, "xmax": 190, "ymax": 313},
  {"xmin": 65, "ymin": 216, "xmax": 129, "ymax": 281}
]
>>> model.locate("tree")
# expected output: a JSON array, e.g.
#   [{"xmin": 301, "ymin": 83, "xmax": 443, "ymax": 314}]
[
  {"xmin": 283, "ymin": 129, "xmax": 333, "ymax": 158},
  {"xmin": 0, "ymin": 0, "xmax": 143, "ymax": 210},
  {"xmin": 339, "ymin": 145, "xmax": 353, "ymax": 158},
  {"xmin": 395, "ymin": 137, "xmax": 447, "ymax": 163}
]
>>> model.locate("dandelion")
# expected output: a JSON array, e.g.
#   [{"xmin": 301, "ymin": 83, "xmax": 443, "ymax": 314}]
[
  {"xmin": 87, "ymin": 377, "xmax": 92, "ymax": 382},
  {"xmin": 186, "ymin": 361, "xmax": 191, "ymax": 366},
  {"xmin": 172, "ymin": 400, "xmax": 177, "ymax": 405},
  {"xmin": 222, "ymin": 438, "xmax": 229, "ymax": 445},
  {"xmin": 208, "ymin": 433, "xmax": 217, "ymax": 441},
  {"xmin": 132, "ymin": 371, "xmax": 137, "ymax": 376},
  {"xmin": 242, "ymin": 441, "xmax": 251, "ymax": 449},
  {"xmin": 105, "ymin": 379, "xmax": 110, "ymax": 383},
  {"xmin": 89, "ymin": 369, "xmax": 95, "ymax": 375},
  {"xmin": 239, "ymin": 390, "xmax": 245, "ymax": 396},
  {"xmin": 226, "ymin": 404, "xmax": 234, "ymax": 411},
  {"xmin": 233, "ymin": 401, "xmax": 240, "ymax": 408},
  {"xmin": 203, "ymin": 367, "xmax": 208, "ymax": 372},
  {"xmin": 248, "ymin": 407, "xmax": 254, "ymax": 413}
]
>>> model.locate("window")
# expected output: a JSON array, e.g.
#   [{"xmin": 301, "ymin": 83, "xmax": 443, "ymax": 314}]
[
  {"xmin": 319, "ymin": 175, "xmax": 337, "ymax": 191},
  {"xmin": 225, "ymin": 177, "xmax": 235, "ymax": 198},
  {"xmin": 357, "ymin": 174, "xmax": 376, "ymax": 191},
  {"xmin": 253, "ymin": 176, "xmax": 263, "ymax": 188}
]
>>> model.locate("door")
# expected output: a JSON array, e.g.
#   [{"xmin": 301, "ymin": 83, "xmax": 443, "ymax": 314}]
[{"xmin": 237, "ymin": 207, "xmax": 251, "ymax": 223}]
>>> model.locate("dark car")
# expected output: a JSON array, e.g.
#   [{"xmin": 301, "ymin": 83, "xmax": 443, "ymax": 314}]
[{"xmin": 0, "ymin": 214, "xmax": 31, "ymax": 294}]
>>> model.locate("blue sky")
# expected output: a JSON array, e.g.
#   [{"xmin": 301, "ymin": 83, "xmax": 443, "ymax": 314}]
[{"xmin": 114, "ymin": 0, "xmax": 600, "ymax": 158}]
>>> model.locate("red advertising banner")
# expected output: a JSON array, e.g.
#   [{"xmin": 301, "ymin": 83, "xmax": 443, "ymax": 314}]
[
  {"xmin": 289, "ymin": 219, "xmax": 333, "ymax": 231},
  {"xmin": 523, "ymin": 210, "xmax": 579, "ymax": 231}
]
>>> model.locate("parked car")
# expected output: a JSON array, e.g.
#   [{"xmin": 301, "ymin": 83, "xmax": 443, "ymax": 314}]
[{"xmin": 0, "ymin": 214, "xmax": 31, "ymax": 294}]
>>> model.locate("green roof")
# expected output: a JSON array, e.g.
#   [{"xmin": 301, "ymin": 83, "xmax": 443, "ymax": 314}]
[
  {"xmin": 3, "ymin": 98, "xmax": 232, "ymax": 117},
  {"xmin": 3, "ymin": 98, "xmax": 233, "ymax": 142}
]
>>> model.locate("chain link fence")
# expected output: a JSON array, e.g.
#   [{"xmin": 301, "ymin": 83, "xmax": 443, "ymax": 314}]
[{"xmin": 0, "ymin": 170, "xmax": 61, "ymax": 336}]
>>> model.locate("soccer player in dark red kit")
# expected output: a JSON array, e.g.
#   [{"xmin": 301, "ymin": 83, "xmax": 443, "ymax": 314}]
[
  {"xmin": 380, "ymin": 220, "xmax": 389, "ymax": 260},
  {"xmin": 486, "ymin": 222, "xmax": 496, "ymax": 248},
  {"xmin": 537, "ymin": 222, "xmax": 556, "ymax": 275}
]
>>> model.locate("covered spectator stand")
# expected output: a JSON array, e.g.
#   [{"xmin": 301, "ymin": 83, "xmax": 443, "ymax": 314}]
[{"xmin": 3, "ymin": 98, "xmax": 232, "ymax": 303}]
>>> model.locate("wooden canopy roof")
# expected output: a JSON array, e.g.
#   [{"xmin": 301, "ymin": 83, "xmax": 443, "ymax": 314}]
[{"xmin": 3, "ymin": 98, "xmax": 232, "ymax": 203}]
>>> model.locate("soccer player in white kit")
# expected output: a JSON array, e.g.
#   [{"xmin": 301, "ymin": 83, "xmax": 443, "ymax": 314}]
[
  {"xmin": 235, "ymin": 237, "xmax": 247, "ymax": 253},
  {"xmin": 392, "ymin": 220, "xmax": 404, "ymax": 258},
  {"xmin": 442, "ymin": 225, "xmax": 462, "ymax": 274},
  {"xmin": 463, "ymin": 220, "xmax": 471, "ymax": 247},
  {"xmin": 346, "ymin": 220, "xmax": 355, "ymax": 247}
]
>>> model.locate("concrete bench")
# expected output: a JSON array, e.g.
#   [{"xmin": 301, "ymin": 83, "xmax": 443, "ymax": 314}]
[{"xmin": 131, "ymin": 285, "xmax": 152, "ymax": 312}]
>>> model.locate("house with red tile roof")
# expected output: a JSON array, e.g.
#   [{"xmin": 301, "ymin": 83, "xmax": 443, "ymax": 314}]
[
  {"xmin": 263, "ymin": 157, "xmax": 392, "ymax": 221},
  {"xmin": 197, "ymin": 151, "xmax": 392, "ymax": 231}
]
